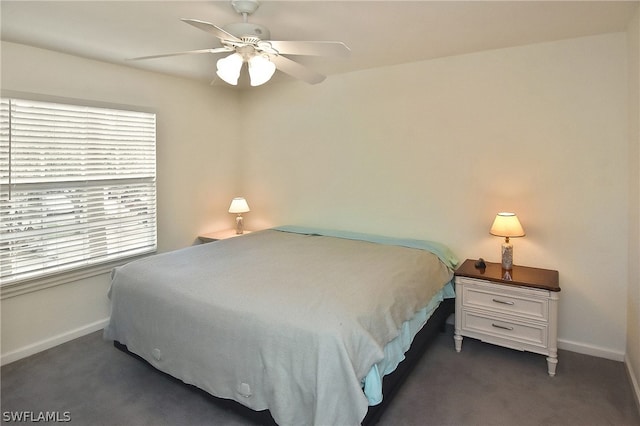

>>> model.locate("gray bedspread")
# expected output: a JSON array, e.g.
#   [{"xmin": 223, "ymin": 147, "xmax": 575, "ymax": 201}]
[{"xmin": 104, "ymin": 229, "xmax": 453, "ymax": 425}]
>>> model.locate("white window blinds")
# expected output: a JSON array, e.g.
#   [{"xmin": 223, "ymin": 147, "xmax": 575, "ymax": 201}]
[{"xmin": 0, "ymin": 98, "xmax": 157, "ymax": 285}]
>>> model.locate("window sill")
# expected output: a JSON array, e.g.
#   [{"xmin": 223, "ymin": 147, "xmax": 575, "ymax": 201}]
[{"xmin": 0, "ymin": 253, "xmax": 155, "ymax": 299}]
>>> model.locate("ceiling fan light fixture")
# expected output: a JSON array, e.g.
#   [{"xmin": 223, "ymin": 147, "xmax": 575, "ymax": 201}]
[
  {"xmin": 248, "ymin": 54, "xmax": 276, "ymax": 86},
  {"xmin": 216, "ymin": 52, "xmax": 243, "ymax": 85},
  {"xmin": 134, "ymin": 1, "xmax": 350, "ymax": 87}
]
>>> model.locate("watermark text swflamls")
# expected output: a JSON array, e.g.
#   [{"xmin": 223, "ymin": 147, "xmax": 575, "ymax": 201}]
[{"xmin": 2, "ymin": 411, "xmax": 71, "ymax": 422}]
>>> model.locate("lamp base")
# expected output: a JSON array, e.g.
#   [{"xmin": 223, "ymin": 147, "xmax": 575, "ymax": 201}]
[
  {"xmin": 235, "ymin": 215, "xmax": 244, "ymax": 235},
  {"xmin": 501, "ymin": 241, "xmax": 514, "ymax": 270}
]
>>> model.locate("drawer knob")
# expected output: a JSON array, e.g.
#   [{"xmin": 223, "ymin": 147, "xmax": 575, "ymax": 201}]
[
  {"xmin": 492, "ymin": 298, "xmax": 515, "ymax": 306},
  {"xmin": 492, "ymin": 323, "xmax": 514, "ymax": 331}
]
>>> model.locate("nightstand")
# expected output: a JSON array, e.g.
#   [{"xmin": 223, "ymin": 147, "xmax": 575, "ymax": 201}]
[
  {"xmin": 453, "ymin": 259, "xmax": 560, "ymax": 376},
  {"xmin": 198, "ymin": 229, "xmax": 252, "ymax": 243}
]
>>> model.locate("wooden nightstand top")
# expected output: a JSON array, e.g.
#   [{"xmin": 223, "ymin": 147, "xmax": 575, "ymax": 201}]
[
  {"xmin": 198, "ymin": 229, "xmax": 252, "ymax": 243},
  {"xmin": 455, "ymin": 259, "xmax": 560, "ymax": 292}
]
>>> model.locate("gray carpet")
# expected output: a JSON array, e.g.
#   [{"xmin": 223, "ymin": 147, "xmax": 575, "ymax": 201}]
[{"xmin": 2, "ymin": 326, "xmax": 639, "ymax": 426}]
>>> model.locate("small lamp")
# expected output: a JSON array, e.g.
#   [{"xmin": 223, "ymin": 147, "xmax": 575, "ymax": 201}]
[
  {"xmin": 490, "ymin": 212, "xmax": 525, "ymax": 270},
  {"xmin": 228, "ymin": 197, "xmax": 250, "ymax": 234}
]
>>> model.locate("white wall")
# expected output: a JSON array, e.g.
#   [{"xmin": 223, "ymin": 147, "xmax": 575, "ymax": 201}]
[
  {"xmin": 1, "ymin": 42, "xmax": 241, "ymax": 363},
  {"xmin": 241, "ymin": 33, "xmax": 629, "ymax": 360},
  {"xmin": 0, "ymin": 31, "xmax": 633, "ymax": 365},
  {"xmin": 626, "ymin": 6, "xmax": 640, "ymax": 411}
]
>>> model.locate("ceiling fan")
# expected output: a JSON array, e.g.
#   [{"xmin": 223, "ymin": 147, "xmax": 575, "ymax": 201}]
[{"xmin": 129, "ymin": 0, "xmax": 350, "ymax": 86}]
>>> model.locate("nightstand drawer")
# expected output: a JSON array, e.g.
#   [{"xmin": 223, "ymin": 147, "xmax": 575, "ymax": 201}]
[
  {"xmin": 461, "ymin": 282, "xmax": 548, "ymax": 322},
  {"xmin": 462, "ymin": 311, "xmax": 548, "ymax": 348}
]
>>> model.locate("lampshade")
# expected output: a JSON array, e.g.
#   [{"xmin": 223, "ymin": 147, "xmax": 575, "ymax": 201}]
[
  {"xmin": 216, "ymin": 53, "xmax": 243, "ymax": 85},
  {"xmin": 490, "ymin": 212, "xmax": 525, "ymax": 238},
  {"xmin": 248, "ymin": 54, "xmax": 276, "ymax": 86},
  {"xmin": 228, "ymin": 197, "xmax": 250, "ymax": 214}
]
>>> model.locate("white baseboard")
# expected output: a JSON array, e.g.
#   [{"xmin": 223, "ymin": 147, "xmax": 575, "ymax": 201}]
[
  {"xmin": 557, "ymin": 338, "xmax": 625, "ymax": 362},
  {"xmin": 626, "ymin": 354, "xmax": 640, "ymax": 416},
  {"xmin": 1, "ymin": 318, "xmax": 110, "ymax": 366}
]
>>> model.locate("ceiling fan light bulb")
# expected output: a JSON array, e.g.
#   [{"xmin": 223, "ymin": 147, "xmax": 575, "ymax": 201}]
[
  {"xmin": 248, "ymin": 54, "xmax": 276, "ymax": 86},
  {"xmin": 216, "ymin": 53, "xmax": 243, "ymax": 85}
]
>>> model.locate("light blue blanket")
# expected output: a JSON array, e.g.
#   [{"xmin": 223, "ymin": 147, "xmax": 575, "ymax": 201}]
[{"xmin": 106, "ymin": 228, "xmax": 456, "ymax": 423}]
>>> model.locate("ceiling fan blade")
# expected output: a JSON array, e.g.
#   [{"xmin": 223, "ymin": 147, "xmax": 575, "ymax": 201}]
[
  {"xmin": 270, "ymin": 55, "xmax": 326, "ymax": 85},
  {"xmin": 128, "ymin": 48, "xmax": 231, "ymax": 61},
  {"xmin": 181, "ymin": 18, "xmax": 242, "ymax": 42},
  {"xmin": 267, "ymin": 41, "xmax": 350, "ymax": 57}
]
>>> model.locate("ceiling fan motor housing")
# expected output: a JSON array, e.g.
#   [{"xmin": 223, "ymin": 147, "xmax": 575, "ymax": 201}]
[{"xmin": 223, "ymin": 22, "xmax": 270, "ymax": 40}]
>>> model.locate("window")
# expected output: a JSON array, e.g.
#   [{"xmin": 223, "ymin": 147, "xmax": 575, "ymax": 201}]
[{"xmin": 0, "ymin": 98, "xmax": 157, "ymax": 287}]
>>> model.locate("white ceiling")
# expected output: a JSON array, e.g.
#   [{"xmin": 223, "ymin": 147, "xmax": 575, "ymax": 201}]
[{"xmin": 1, "ymin": 1, "xmax": 638, "ymax": 86}]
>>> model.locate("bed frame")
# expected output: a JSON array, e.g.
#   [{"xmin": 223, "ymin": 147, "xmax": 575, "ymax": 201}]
[{"xmin": 114, "ymin": 297, "xmax": 454, "ymax": 425}]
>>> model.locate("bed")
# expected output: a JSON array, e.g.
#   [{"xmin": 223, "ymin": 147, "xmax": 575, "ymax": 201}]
[{"xmin": 104, "ymin": 226, "xmax": 457, "ymax": 425}]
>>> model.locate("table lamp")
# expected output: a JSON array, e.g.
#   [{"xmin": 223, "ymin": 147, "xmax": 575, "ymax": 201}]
[
  {"xmin": 228, "ymin": 197, "xmax": 250, "ymax": 234},
  {"xmin": 490, "ymin": 212, "xmax": 525, "ymax": 270}
]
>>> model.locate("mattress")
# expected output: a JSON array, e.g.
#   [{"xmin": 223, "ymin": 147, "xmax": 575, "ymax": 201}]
[{"xmin": 104, "ymin": 227, "xmax": 456, "ymax": 425}]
